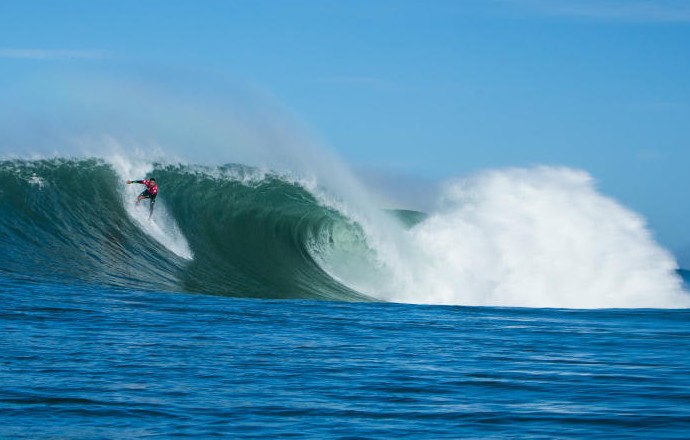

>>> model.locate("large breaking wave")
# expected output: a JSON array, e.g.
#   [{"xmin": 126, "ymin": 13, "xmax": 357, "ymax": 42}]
[
  {"xmin": 1, "ymin": 157, "xmax": 688, "ymax": 309},
  {"xmin": 0, "ymin": 157, "xmax": 371, "ymax": 300}
]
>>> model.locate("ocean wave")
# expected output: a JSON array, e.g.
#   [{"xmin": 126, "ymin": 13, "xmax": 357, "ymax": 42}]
[
  {"xmin": 1, "ymin": 157, "xmax": 688, "ymax": 308},
  {"xmin": 0, "ymin": 157, "xmax": 377, "ymax": 300}
]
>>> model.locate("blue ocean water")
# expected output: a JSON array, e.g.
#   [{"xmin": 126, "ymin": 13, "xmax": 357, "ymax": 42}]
[
  {"xmin": 3, "ymin": 278, "xmax": 690, "ymax": 439},
  {"xmin": 3, "ymin": 158, "xmax": 690, "ymax": 438}
]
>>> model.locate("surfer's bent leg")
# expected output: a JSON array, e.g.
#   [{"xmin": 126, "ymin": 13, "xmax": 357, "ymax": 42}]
[
  {"xmin": 137, "ymin": 190, "xmax": 148, "ymax": 205},
  {"xmin": 149, "ymin": 195, "xmax": 156, "ymax": 215},
  {"xmin": 137, "ymin": 190, "xmax": 156, "ymax": 205}
]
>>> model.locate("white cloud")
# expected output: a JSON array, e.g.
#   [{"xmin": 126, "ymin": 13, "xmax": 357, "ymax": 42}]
[
  {"xmin": 0, "ymin": 48, "xmax": 107, "ymax": 60},
  {"xmin": 500, "ymin": 0, "xmax": 690, "ymax": 22}
]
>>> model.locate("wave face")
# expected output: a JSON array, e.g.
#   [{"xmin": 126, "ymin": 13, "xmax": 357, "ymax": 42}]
[
  {"xmin": 0, "ymin": 158, "xmax": 370, "ymax": 300},
  {"xmin": 1, "ymin": 158, "xmax": 689, "ymax": 308}
]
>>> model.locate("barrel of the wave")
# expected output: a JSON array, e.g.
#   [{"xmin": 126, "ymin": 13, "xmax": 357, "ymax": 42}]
[{"xmin": 140, "ymin": 164, "xmax": 377, "ymax": 300}]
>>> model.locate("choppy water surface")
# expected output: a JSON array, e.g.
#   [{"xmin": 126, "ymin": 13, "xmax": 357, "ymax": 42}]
[{"xmin": 3, "ymin": 280, "xmax": 689, "ymax": 439}]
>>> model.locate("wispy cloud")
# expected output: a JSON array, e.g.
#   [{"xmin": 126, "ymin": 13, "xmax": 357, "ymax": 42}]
[
  {"xmin": 500, "ymin": 0, "xmax": 690, "ymax": 23},
  {"xmin": 0, "ymin": 48, "xmax": 107, "ymax": 60}
]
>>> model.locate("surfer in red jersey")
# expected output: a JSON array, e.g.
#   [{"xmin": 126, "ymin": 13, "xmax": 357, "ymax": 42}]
[{"xmin": 127, "ymin": 178, "xmax": 158, "ymax": 218}]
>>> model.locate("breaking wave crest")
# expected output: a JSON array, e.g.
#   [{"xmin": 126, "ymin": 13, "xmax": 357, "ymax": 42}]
[{"xmin": 1, "ymin": 158, "xmax": 688, "ymax": 308}]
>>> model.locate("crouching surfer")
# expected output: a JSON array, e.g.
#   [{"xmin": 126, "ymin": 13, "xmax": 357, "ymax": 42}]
[{"xmin": 127, "ymin": 178, "xmax": 158, "ymax": 218}]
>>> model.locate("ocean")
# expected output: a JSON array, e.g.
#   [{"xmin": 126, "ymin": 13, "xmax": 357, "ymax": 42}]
[{"xmin": 2, "ymin": 158, "xmax": 690, "ymax": 438}]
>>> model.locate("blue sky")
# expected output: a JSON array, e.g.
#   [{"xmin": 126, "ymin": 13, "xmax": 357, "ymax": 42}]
[{"xmin": 1, "ymin": 0, "xmax": 689, "ymax": 251}]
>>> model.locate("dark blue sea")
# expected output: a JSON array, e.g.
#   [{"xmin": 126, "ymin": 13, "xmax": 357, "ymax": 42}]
[
  {"xmin": 2, "ymin": 159, "xmax": 690, "ymax": 438},
  {"xmin": 2, "ymin": 278, "xmax": 690, "ymax": 439}
]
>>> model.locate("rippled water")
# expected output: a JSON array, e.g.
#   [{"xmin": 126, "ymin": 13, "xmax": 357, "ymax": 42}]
[{"xmin": 2, "ymin": 279, "xmax": 689, "ymax": 438}]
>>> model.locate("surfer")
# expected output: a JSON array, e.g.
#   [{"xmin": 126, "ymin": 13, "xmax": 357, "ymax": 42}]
[{"xmin": 127, "ymin": 178, "xmax": 158, "ymax": 218}]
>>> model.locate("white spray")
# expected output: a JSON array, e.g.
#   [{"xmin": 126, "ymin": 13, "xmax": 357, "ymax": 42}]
[
  {"xmin": 107, "ymin": 152, "xmax": 193, "ymax": 261},
  {"xmin": 2, "ymin": 72, "xmax": 687, "ymax": 308},
  {"xmin": 381, "ymin": 167, "xmax": 689, "ymax": 309}
]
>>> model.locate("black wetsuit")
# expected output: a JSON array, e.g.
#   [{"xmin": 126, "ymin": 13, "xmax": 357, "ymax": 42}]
[{"xmin": 132, "ymin": 179, "xmax": 158, "ymax": 215}]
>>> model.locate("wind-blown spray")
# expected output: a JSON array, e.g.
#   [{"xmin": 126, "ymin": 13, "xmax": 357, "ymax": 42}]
[
  {"xmin": 1, "ymin": 72, "xmax": 687, "ymax": 309},
  {"xmin": 391, "ymin": 167, "xmax": 688, "ymax": 308}
]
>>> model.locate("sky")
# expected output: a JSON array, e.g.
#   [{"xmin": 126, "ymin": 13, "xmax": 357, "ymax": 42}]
[{"xmin": 0, "ymin": 0, "xmax": 689, "ymax": 253}]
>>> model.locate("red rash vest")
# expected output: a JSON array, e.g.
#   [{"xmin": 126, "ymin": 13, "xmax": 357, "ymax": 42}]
[{"xmin": 141, "ymin": 180, "xmax": 158, "ymax": 195}]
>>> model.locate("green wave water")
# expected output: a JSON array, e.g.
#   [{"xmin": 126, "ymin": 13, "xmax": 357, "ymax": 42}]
[
  {"xmin": 3, "ymin": 157, "xmax": 689, "ymax": 308},
  {"xmin": 0, "ymin": 158, "xmax": 397, "ymax": 300}
]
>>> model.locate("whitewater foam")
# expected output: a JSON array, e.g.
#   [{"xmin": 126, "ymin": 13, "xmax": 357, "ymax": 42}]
[
  {"xmin": 2, "ymin": 73, "xmax": 686, "ymax": 308},
  {"xmin": 107, "ymin": 154, "xmax": 193, "ymax": 260},
  {"xmin": 388, "ymin": 167, "xmax": 689, "ymax": 309}
]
